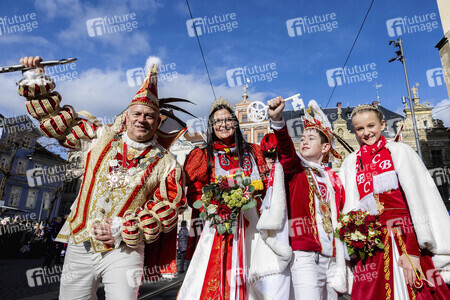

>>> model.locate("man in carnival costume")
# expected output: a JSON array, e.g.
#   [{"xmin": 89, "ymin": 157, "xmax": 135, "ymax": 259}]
[
  {"xmin": 264, "ymin": 96, "xmax": 346, "ymax": 299},
  {"xmin": 18, "ymin": 56, "xmax": 187, "ymax": 300}
]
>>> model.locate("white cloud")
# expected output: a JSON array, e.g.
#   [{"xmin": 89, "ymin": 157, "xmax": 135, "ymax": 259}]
[
  {"xmin": 158, "ymin": 73, "xmax": 273, "ymax": 122},
  {"xmin": 33, "ymin": 0, "xmax": 161, "ymax": 57},
  {"xmin": 431, "ymin": 99, "xmax": 450, "ymax": 126},
  {"xmin": 0, "ymin": 62, "xmax": 274, "ymax": 128}
]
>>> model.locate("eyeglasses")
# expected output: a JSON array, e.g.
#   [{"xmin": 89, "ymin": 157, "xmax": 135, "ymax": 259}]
[{"xmin": 213, "ymin": 118, "xmax": 234, "ymax": 126}]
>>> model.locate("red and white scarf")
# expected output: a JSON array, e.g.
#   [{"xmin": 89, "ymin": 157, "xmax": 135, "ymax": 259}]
[{"xmin": 355, "ymin": 136, "xmax": 398, "ymax": 214}]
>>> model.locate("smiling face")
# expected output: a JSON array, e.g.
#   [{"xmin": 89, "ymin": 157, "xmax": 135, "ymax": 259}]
[
  {"xmin": 212, "ymin": 108, "xmax": 236, "ymax": 145},
  {"xmin": 299, "ymin": 129, "xmax": 330, "ymax": 164},
  {"xmin": 352, "ymin": 111, "xmax": 386, "ymax": 146},
  {"xmin": 126, "ymin": 104, "xmax": 161, "ymax": 142}
]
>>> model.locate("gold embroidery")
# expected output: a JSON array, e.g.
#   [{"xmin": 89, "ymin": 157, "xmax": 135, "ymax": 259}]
[
  {"xmin": 308, "ymin": 184, "xmax": 319, "ymax": 245},
  {"xmin": 383, "ymin": 228, "xmax": 391, "ymax": 299},
  {"xmin": 385, "ymin": 283, "xmax": 391, "ymax": 300},
  {"xmin": 394, "ymin": 228, "xmax": 417, "ymax": 299},
  {"xmin": 305, "ymin": 168, "xmax": 332, "ymax": 234}
]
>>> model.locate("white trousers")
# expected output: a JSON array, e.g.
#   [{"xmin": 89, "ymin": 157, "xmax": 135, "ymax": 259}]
[
  {"xmin": 290, "ymin": 251, "xmax": 338, "ymax": 300},
  {"xmin": 59, "ymin": 240, "xmax": 144, "ymax": 300}
]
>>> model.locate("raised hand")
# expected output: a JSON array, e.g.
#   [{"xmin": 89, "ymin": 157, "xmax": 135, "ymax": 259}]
[
  {"xmin": 267, "ymin": 96, "xmax": 285, "ymax": 121},
  {"xmin": 19, "ymin": 56, "xmax": 44, "ymax": 73}
]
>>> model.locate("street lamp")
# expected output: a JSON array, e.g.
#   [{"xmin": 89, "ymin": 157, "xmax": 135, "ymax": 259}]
[{"xmin": 389, "ymin": 38, "xmax": 422, "ymax": 158}]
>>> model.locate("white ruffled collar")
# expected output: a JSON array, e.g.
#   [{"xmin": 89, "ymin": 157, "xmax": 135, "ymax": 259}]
[
  {"xmin": 297, "ymin": 152, "xmax": 326, "ymax": 174},
  {"xmin": 123, "ymin": 133, "xmax": 156, "ymax": 150}
]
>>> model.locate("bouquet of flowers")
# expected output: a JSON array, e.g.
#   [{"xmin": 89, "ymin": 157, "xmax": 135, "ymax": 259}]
[
  {"xmin": 334, "ymin": 210, "xmax": 384, "ymax": 260},
  {"xmin": 193, "ymin": 170, "xmax": 263, "ymax": 235}
]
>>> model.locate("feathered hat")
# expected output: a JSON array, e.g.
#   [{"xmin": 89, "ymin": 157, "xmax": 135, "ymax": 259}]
[
  {"xmin": 303, "ymin": 100, "xmax": 341, "ymax": 163},
  {"xmin": 260, "ymin": 133, "xmax": 278, "ymax": 157},
  {"xmin": 129, "ymin": 65, "xmax": 159, "ymax": 111}
]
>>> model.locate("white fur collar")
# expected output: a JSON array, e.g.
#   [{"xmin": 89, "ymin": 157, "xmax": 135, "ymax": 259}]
[{"xmin": 123, "ymin": 133, "xmax": 156, "ymax": 150}]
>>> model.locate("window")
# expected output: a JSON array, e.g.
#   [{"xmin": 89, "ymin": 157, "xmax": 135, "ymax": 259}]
[
  {"xmin": 25, "ymin": 189, "xmax": 38, "ymax": 209},
  {"xmin": 243, "ymin": 134, "xmax": 248, "ymax": 142},
  {"xmin": 43, "ymin": 192, "xmax": 52, "ymax": 210},
  {"xmin": 431, "ymin": 149, "xmax": 443, "ymax": 166},
  {"xmin": 9, "ymin": 186, "xmax": 22, "ymax": 207},
  {"xmin": 16, "ymin": 158, "xmax": 28, "ymax": 175},
  {"xmin": 257, "ymin": 132, "xmax": 265, "ymax": 143},
  {"xmin": 241, "ymin": 114, "xmax": 247, "ymax": 123},
  {"xmin": 423, "ymin": 120, "xmax": 428, "ymax": 129},
  {"xmin": 0, "ymin": 155, "xmax": 9, "ymax": 169}
]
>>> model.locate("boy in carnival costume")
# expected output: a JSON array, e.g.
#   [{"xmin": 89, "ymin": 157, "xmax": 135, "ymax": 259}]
[
  {"xmin": 266, "ymin": 96, "xmax": 345, "ymax": 299},
  {"xmin": 335, "ymin": 104, "xmax": 450, "ymax": 299}
]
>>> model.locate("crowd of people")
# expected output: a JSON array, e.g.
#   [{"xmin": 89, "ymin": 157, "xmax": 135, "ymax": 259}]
[
  {"xmin": 11, "ymin": 56, "xmax": 450, "ymax": 299},
  {"xmin": 0, "ymin": 215, "xmax": 66, "ymax": 265}
]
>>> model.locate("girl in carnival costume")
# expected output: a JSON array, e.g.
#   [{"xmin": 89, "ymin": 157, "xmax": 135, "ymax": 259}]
[{"xmin": 335, "ymin": 104, "xmax": 450, "ymax": 299}]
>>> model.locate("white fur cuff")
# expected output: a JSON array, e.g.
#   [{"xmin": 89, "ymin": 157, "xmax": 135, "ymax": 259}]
[{"xmin": 111, "ymin": 217, "xmax": 124, "ymax": 248}]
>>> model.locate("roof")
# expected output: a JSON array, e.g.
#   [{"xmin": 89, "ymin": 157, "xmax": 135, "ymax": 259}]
[
  {"xmin": 282, "ymin": 105, "xmax": 404, "ymax": 137},
  {"xmin": 33, "ymin": 142, "xmax": 67, "ymax": 163}
]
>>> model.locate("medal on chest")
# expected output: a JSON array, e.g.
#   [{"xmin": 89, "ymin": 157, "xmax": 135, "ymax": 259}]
[{"xmin": 106, "ymin": 135, "xmax": 156, "ymax": 189}]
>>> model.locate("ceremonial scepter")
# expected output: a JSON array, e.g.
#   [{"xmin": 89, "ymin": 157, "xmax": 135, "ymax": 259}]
[
  {"xmin": 246, "ymin": 93, "xmax": 304, "ymax": 122},
  {"xmin": 0, "ymin": 58, "xmax": 77, "ymax": 73}
]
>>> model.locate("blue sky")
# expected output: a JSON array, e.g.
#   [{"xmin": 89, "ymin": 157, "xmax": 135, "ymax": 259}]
[{"xmin": 0, "ymin": 0, "xmax": 448, "ymax": 129}]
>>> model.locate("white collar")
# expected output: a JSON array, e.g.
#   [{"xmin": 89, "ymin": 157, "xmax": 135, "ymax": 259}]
[{"xmin": 123, "ymin": 133, "xmax": 156, "ymax": 150}]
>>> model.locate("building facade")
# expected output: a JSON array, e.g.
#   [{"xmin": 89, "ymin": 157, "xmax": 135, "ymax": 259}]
[{"xmin": 0, "ymin": 115, "xmax": 66, "ymax": 221}]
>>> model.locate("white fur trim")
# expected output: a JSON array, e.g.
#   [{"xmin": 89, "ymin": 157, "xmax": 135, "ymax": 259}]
[
  {"xmin": 111, "ymin": 217, "xmax": 123, "ymax": 248},
  {"xmin": 123, "ymin": 133, "xmax": 156, "ymax": 150},
  {"xmin": 356, "ymin": 194, "xmax": 379, "ymax": 216},
  {"xmin": 20, "ymin": 70, "xmax": 54, "ymax": 86},
  {"xmin": 145, "ymin": 56, "xmax": 162, "ymax": 72},
  {"xmin": 250, "ymin": 161, "xmax": 292, "ymax": 279},
  {"xmin": 373, "ymin": 170, "xmax": 398, "ymax": 194}
]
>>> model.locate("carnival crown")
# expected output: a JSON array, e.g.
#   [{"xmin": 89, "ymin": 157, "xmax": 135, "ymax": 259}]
[
  {"xmin": 303, "ymin": 100, "xmax": 342, "ymax": 163},
  {"xmin": 351, "ymin": 104, "xmax": 381, "ymax": 118},
  {"xmin": 209, "ymin": 97, "xmax": 235, "ymax": 115}
]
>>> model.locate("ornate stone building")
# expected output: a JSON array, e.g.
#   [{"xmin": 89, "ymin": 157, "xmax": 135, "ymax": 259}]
[{"xmin": 234, "ymin": 86, "xmax": 271, "ymax": 144}]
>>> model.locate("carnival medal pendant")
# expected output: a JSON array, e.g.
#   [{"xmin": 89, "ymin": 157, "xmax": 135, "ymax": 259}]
[
  {"xmin": 107, "ymin": 160, "xmax": 130, "ymax": 189},
  {"xmin": 320, "ymin": 204, "xmax": 333, "ymax": 234}
]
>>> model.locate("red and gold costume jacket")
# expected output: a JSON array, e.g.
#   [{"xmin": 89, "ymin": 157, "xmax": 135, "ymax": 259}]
[
  {"xmin": 274, "ymin": 125, "xmax": 345, "ymax": 255},
  {"xmin": 17, "ymin": 74, "xmax": 186, "ymax": 254},
  {"xmin": 180, "ymin": 141, "xmax": 268, "ymax": 299}
]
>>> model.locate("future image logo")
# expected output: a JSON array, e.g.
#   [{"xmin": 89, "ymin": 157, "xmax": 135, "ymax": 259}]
[
  {"xmin": 286, "ymin": 13, "xmax": 338, "ymax": 37},
  {"xmin": 86, "ymin": 13, "xmax": 138, "ymax": 37},
  {"xmin": 186, "ymin": 13, "xmax": 238, "ymax": 37},
  {"xmin": 0, "ymin": 13, "xmax": 38, "ymax": 36},
  {"xmin": 426, "ymin": 68, "xmax": 444, "ymax": 87},
  {"xmin": 226, "ymin": 63, "xmax": 278, "ymax": 87},
  {"xmin": 126, "ymin": 63, "xmax": 178, "ymax": 87},
  {"xmin": 326, "ymin": 63, "xmax": 378, "ymax": 87},
  {"xmin": 26, "ymin": 265, "xmax": 78, "ymax": 287},
  {"xmin": 386, "ymin": 13, "xmax": 439, "ymax": 37}
]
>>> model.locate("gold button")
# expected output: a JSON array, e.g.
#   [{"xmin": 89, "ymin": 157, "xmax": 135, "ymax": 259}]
[
  {"xmin": 105, "ymin": 198, "xmax": 110, "ymax": 203},
  {"xmin": 100, "ymin": 208, "xmax": 105, "ymax": 214}
]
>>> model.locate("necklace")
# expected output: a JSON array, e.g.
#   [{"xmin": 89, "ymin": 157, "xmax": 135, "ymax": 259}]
[
  {"xmin": 305, "ymin": 168, "xmax": 333, "ymax": 234},
  {"xmin": 106, "ymin": 134, "xmax": 163, "ymax": 189}
]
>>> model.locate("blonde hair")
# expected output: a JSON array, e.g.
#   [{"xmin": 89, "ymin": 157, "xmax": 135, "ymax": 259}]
[{"xmin": 351, "ymin": 104, "xmax": 384, "ymax": 122}]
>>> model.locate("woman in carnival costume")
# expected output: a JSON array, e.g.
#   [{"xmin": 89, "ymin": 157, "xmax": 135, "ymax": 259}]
[{"xmin": 178, "ymin": 98, "xmax": 268, "ymax": 299}]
